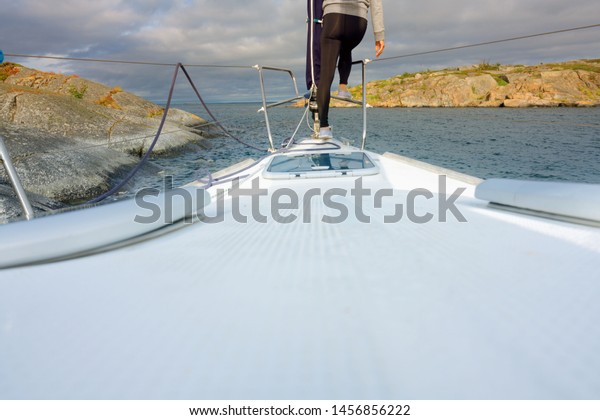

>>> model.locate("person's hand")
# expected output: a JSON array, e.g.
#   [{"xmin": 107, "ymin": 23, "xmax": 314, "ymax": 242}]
[{"xmin": 375, "ymin": 40, "xmax": 385, "ymax": 58}]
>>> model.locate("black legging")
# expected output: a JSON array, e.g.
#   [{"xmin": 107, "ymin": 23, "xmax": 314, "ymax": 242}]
[{"xmin": 317, "ymin": 13, "xmax": 368, "ymax": 128}]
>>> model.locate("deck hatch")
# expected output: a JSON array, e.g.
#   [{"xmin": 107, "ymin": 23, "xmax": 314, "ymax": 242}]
[{"xmin": 264, "ymin": 152, "xmax": 379, "ymax": 179}]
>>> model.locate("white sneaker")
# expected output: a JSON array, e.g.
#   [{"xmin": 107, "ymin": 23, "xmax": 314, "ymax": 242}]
[
  {"xmin": 336, "ymin": 89, "xmax": 352, "ymax": 100},
  {"xmin": 319, "ymin": 126, "xmax": 333, "ymax": 139}
]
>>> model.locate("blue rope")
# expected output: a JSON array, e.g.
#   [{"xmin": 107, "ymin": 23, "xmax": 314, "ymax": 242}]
[
  {"xmin": 88, "ymin": 63, "xmax": 183, "ymax": 203},
  {"xmin": 88, "ymin": 63, "xmax": 265, "ymax": 203}
]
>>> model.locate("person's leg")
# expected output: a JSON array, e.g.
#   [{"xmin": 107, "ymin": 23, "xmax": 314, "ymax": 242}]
[
  {"xmin": 339, "ymin": 15, "xmax": 367, "ymax": 87},
  {"xmin": 337, "ymin": 48, "xmax": 352, "ymax": 97},
  {"xmin": 318, "ymin": 14, "xmax": 367, "ymax": 127},
  {"xmin": 317, "ymin": 13, "xmax": 344, "ymax": 128},
  {"xmin": 336, "ymin": 48, "xmax": 351, "ymax": 97},
  {"xmin": 338, "ymin": 49, "xmax": 352, "ymax": 87}
]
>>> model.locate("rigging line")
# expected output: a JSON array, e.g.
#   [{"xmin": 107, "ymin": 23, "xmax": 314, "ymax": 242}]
[
  {"xmin": 3, "ymin": 53, "xmax": 254, "ymax": 69},
  {"xmin": 87, "ymin": 62, "xmax": 266, "ymax": 203},
  {"xmin": 179, "ymin": 64, "xmax": 266, "ymax": 152},
  {"xmin": 308, "ymin": 0, "xmax": 317, "ymax": 94},
  {"xmin": 374, "ymin": 23, "xmax": 600, "ymax": 63},
  {"xmin": 284, "ymin": 100, "xmax": 311, "ymax": 148},
  {"xmin": 87, "ymin": 62, "xmax": 183, "ymax": 204}
]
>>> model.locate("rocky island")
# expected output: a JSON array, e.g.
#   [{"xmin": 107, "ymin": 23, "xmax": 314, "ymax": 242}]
[
  {"xmin": 337, "ymin": 58, "xmax": 600, "ymax": 108},
  {"xmin": 0, "ymin": 62, "xmax": 217, "ymax": 222}
]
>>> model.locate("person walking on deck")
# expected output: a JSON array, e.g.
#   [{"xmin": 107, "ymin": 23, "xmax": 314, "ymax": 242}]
[{"xmin": 317, "ymin": 0, "xmax": 385, "ymax": 139}]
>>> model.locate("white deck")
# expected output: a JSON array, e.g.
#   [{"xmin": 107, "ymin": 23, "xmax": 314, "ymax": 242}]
[{"xmin": 1, "ymin": 139, "xmax": 599, "ymax": 399}]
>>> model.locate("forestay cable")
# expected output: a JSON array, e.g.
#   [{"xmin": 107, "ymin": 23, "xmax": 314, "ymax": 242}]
[
  {"xmin": 3, "ymin": 53, "xmax": 253, "ymax": 69},
  {"xmin": 375, "ymin": 23, "xmax": 600, "ymax": 63}
]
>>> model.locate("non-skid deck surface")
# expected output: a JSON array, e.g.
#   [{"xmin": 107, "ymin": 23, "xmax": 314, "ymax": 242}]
[{"xmin": 1, "ymin": 153, "xmax": 599, "ymax": 399}]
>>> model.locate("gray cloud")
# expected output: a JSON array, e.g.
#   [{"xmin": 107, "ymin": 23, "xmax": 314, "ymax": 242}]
[{"xmin": 2, "ymin": 0, "xmax": 599, "ymax": 102}]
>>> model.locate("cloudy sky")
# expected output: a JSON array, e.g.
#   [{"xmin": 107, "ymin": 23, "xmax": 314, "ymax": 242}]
[{"xmin": 2, "ymin": 0, "xmax": 599, "ymax": 102}]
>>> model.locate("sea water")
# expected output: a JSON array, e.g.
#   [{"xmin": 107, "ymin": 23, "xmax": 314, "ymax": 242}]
[{"xmin": 149, "ymin": 103, "xmax": 600, "ymax": 188}]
